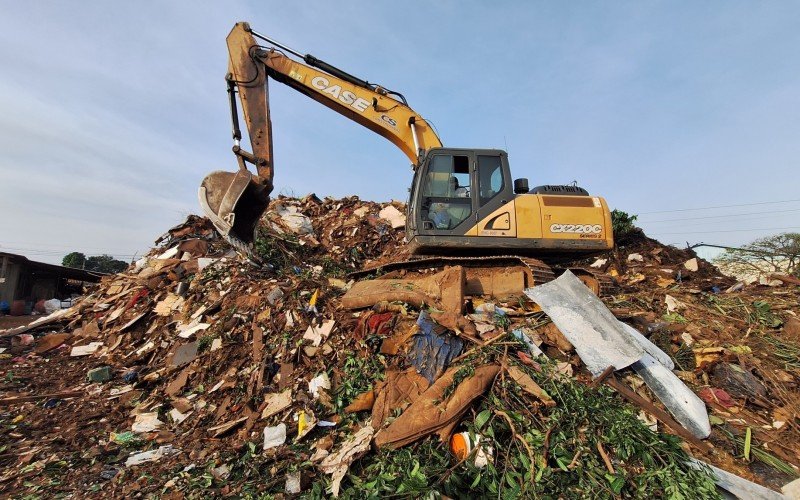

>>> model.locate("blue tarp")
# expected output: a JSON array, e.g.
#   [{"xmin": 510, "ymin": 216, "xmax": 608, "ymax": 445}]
[{"xmin": 409, "ymin": 311, "xmax": 464, "ymax": 383}]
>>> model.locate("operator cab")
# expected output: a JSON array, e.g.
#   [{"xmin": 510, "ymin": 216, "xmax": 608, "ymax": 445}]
[{"xmin": 407, "ymin": 148, "xmax": 516, "ymax": 251}]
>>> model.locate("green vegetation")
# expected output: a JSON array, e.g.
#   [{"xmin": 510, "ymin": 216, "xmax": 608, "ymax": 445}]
[
  {"xmin": 713, "ymin": 232, "xmax": 800, "ymax": 279},
  {"xmin": 326, "ymin": 357, "xmax": 718, "ymax": 499},
  {"xmin": 168, "ymin": 337, "xmax": 718, "ymax": 498},
  {"xmin": 333, "ymin": 352, "xmax": 386, "ymax": 413},
  {"xmin": 749, "ymin": 301, "xmax": 783, "ymax": 328},
  {"xmin": 61, "ymin": 252, "xmax": 128, "ymax": 273},
  {"xmin": 611, "ymin": 209, "xmax": 638, "ymax": 238},
  {"xmin": 763, "ymin": 335, "xmax": 800, "ymax": 370}
]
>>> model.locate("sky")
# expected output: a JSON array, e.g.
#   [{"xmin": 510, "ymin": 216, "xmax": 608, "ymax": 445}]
[{"xmin": 0, "ymin": 1, "xmax": 799, "ymax": 265}]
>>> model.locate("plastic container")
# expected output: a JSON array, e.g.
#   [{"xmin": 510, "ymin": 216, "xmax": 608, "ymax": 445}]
[{"xmin": 450, "ymin": 431, "xmax": 493, "ymax": 468}]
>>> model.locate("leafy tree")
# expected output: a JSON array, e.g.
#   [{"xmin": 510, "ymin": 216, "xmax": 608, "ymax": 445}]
[
  {"xmin": 62, "ymin": 251, "xmax": 87, "ymax": 269},
  {"xmin": 611, "ymin": 209, "xmax": 638, "ymax": 237},
  {"xmin": 714, "ymin": 232, "xmax": 800, "ymax": 279},
  {"xmin": 84, "ymin": 254, "xmax": 128, "ymax": 273}
]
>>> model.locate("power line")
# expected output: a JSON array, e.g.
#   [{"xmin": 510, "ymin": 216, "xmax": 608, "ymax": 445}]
[
  {"xmin": 638, "ymin": 198, "xmax": 800, "ymax": 215},
  {"xmin": 0, "ymin": 245, "xmax": 141, "ymax": 255},
  {"xmin": 0, "ymin": 246, "xmax": 141, "ymax": 258},
  {"xmin": 639, "ymin": 213, "xmax": 797, "ymax": 230},
  {"xmin": 649, "ymin": 226, "xmax": 800, "ymax": 235},
  {"xmin": 689, "ymin": 243, "xmax": 796, "ymax": 257},
  {"xmin": 0, "ymin": 240, "xmax": 139, "ymax": 252},
  {"xmin": 640, "ymin": 208, "xmax": 800, "ymax": 223}
]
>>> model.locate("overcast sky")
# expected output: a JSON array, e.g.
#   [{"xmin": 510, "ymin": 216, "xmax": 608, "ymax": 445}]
[{"xmin": 1, "ymin": 1, "xmax": 799, "ymax": 264}]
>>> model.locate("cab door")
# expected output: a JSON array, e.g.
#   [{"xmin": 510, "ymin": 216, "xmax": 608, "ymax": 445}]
[
  {"xmin": 472, "ymin": 152, "xmax": 516, "ymax": 237},
  {"xmin": 415, "ymin": 150, "xmax": 477, "ymax": 236}
]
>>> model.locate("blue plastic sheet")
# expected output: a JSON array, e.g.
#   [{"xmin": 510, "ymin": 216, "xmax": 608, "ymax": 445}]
[{"xmin": 409, "ymin": 311, "xmax": 464, "ymax": 383}]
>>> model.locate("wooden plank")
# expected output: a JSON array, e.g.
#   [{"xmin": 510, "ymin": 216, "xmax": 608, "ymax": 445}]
[{"xmin": 0, "ymin": 391, "xmax": 83, "ymax": 405}]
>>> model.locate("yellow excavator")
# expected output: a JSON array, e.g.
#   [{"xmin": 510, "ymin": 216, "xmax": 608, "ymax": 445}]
[{"xmin": 200, "ymin": 22, "xmax": 614, "ymax": 292}]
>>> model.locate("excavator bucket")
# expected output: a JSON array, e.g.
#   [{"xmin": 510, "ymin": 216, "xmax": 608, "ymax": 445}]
[{"xmin": 198, "ymin": 169, "xmax": 270, "ymax": 246}]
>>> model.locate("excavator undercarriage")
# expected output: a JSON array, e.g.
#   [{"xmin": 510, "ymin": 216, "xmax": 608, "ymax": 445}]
[{"xmin": 349, "ymin": 255, "xmax": 613, "ymax": 298}]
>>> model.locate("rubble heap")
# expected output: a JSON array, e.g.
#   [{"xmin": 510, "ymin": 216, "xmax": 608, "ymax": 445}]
[{"xmin": 1, "ymin": 196, "xmax": 798, "ymax": 498}]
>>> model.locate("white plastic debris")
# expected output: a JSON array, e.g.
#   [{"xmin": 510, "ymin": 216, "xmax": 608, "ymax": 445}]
[
  {"xmin": 590, "ymin": 258, "xmax": 608, "ymax": 269},
  {"xmin": 132, "ymin": 412, "xmax": 165, "ymax": 433},
  {"xmin": 319, "ymin": 424, "xmax": 375, "ymax": 496},
  {"xmin": 43, "ymin": 298, "xmax": 62, "ymax": 315},
  {"xmin": 132, "ymin": 257, "xmax": 149, "ymax": 273},
  {"xmin": 263, "ymin": 423, "xmax": 287, "ymax": 450},
  {"xmin": 125, "ymin": 445, "xmax": 178, "ymax": 466},
  {"xmin": 627, "ymin": 253, "xmax": 644, "ymax": 262},
  {"xmin": 285, "ymin": 471, "xmax": 302, "ymax": 494},
  {"xmin": 378, "ymin": 205, "xmax": 406, "ymax": 229},
  {"xmin": 665, "ymin": 294, "xmax": 686, "ymax": 313},
  {"xmin": 70, "ymin": 342, "xmax": 104, "ymax": 357},
  {"xmin": 276, "ymin": 203, "xmax": 315, "ymax": 235},
  {"xmin": 309, "ymin": 373, "xmax": 331, "ymax": 399},
  {"xmin": 156, "ymin": 246, "xmax": 180, "ymax": 260}
]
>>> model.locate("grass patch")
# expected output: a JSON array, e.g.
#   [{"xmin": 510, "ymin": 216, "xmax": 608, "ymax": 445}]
[{"xmin": 763, "ymin": 335, "xmax": 800, "ymax": 370}]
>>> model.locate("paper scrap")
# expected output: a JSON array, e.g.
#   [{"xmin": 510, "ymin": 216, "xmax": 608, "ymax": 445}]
[
  {"xmin": 263, "ymin": 423, "xmax": 287, "ymax": 450},
  {"xmin": 70, "ymin": 342, "xmax": 103, "ymax": 357},
  {"xmin": 132, "ymin": 412, "xmax": 164, "ymax": 433},
  {"xmin": 261, "ymin": 390, "xmax": 293, "ymax": 419},
  {"xmin": 303, "ymin": 320, "xmax": 335, "ymax": 347}
]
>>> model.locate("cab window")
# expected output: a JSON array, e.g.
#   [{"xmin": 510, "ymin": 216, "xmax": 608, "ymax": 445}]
[
  {"xmin": 477, "ymin": 155, "xmax": 504, "ymax": 206},
  {"xmin": 421, "ymin": 154, "xmax": 472, "ymax": 230}
]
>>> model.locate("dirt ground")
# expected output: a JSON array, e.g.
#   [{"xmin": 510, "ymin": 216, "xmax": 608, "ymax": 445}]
[{"xmin": 0, "ymin": 315, "xmax": 36, "ymax": 330}]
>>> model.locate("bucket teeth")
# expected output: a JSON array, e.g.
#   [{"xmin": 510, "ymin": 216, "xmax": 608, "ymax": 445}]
[{"xmin": 223, "ymin": 233, "xmax": 263, "ymax": 266}]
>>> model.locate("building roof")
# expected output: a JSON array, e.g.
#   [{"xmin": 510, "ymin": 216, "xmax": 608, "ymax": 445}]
[{"xmin": 0, "ymin": 252, "xmax": 105, "ymax": 282}]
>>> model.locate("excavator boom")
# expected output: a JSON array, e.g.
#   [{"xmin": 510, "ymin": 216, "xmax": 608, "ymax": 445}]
[{"xmin": 200, "ymin": 22, "xmax": 442, "ymax": 247}]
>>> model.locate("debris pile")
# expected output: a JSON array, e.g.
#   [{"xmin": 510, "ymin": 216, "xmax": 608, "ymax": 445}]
[{"xmin": 1, "ymin": 197, "xmax": 798, "ymax": 498}]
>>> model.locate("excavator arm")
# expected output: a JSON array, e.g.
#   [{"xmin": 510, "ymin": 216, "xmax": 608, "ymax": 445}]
[{"xmin": 199, "ymin": 22, "xmax": 442, "ymax": 248}]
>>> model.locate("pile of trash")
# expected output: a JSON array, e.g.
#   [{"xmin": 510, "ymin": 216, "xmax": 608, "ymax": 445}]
[{"xmin": 1, "ymin": 196, "xmax": 798, "ymax": 498}]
